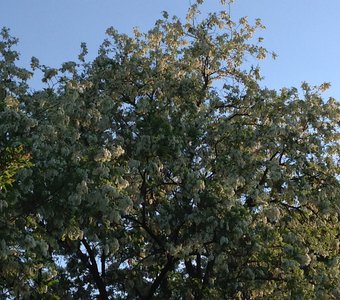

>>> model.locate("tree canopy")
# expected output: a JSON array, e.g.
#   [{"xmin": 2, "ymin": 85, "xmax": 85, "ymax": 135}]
[{"xmin": 0, "ymin": 1, "xmax": 339, "ymax": 299}]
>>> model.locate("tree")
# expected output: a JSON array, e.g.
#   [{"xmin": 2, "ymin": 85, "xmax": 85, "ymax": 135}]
[
  {"xmin": 0, "ymin": 1, "xmax": 339, "ymax": 299},
  {"xmin": 0, "ymin": 28, "xmax": 32, "ymax": 191},
  {"xmin": 0, "ymin": 27, "xmax": 36, "ymax": 297}
]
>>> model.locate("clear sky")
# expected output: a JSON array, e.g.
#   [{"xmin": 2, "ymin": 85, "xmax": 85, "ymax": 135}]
[{"xmin": 1, "ymin": 0, "xmax": 339, "ymax": 99}]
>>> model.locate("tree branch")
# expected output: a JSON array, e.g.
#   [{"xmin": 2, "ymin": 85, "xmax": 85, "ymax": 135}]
[
  {"xmin": 144, "ymin": 255, "xmax": 175, "ymax": 300},
  {"xmin": 81, "ymin": 238, "xmax": 108, "ymax": 300}
]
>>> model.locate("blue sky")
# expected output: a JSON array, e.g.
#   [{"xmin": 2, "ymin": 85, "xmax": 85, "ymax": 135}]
[{"xmin": 1, "ymin": 0, "xmax": 339, "ymax": 99}]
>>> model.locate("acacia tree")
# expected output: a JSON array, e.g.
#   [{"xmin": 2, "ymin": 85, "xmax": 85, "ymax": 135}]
[{"xmin": 1, "ymin": 1, "xmax": 339, "ymax": 299}]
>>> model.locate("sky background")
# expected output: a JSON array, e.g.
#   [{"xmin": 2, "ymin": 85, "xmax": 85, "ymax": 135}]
[{"xmin": 1, "ymin": 0, "xmax": 339, "ymax": 99}]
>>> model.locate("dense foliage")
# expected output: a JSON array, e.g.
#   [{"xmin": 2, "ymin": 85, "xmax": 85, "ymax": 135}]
[{"xmin": 0, "ymin": 1, "xmax": 339, "ymax": 299}]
